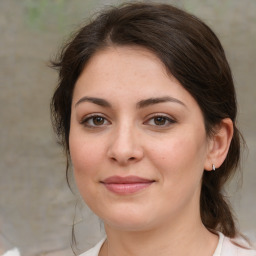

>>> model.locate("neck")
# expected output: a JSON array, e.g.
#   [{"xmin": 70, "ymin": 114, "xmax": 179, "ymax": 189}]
[
  {"xmin": 100, "ymin": 216, "xmax": 218, "ymax": 256},
  {"xmin": 99, "ymin": 188, "xmax": 218, "ymax": 256}
]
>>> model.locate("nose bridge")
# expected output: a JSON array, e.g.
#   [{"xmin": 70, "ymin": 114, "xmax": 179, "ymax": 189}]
[
  {"xmin": 117, "ymin": 121, "xmax": 136, "ymax": 148},
  {"xmin": 107, "ymin": 118, "xmax": 143, "ymax": 164}
]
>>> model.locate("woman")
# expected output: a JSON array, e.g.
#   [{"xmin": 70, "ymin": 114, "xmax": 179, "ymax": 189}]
[{"xmin": 50, "ymin": 2, "xmax": 256, "ymax": 256}]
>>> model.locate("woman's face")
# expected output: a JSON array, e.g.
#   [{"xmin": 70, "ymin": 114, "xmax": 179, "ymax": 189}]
[{"xmin": 69, "ymin": 46, "xmax": 212, "ymax": 231}]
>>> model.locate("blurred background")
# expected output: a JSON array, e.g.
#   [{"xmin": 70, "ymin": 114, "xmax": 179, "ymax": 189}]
[{"xmin": 0, "ymin": 0, "xmax": 255, "ymax": 255}]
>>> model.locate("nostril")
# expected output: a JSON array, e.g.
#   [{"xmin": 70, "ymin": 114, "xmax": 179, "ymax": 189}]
[
  {"xmin": 111, "ymin": 157, "xmax": 117, "ymax": 161},
  {"xmin": 129, "ymin": 157, "xmax": 136, "ymax": 161}
]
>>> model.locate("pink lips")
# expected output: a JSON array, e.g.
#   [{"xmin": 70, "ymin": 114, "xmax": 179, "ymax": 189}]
[{"xmin": 101, "ymin": 176, "xmax": 155, "ymax": 195}]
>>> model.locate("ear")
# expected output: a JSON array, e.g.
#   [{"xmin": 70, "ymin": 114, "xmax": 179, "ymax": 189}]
[{"xmin": 204, "ymin": 118, "xmax": 233, "ymax": 171}]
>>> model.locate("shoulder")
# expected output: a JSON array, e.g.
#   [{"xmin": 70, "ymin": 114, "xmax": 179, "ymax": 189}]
[
  {"xmin": 221, "ymin": 235, "xmax": 256, "ymax": 256},
  {"xmin": 79, "ymin": 238, "xmax": 106, "ymax": 256},
  {"xmin": 80, "ymin": 234, "xmax": 256, "ymax": 256}
]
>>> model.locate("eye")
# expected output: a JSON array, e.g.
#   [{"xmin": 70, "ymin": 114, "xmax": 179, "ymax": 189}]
[
  {"xmin": 81, "ymin": 114, "xmax": 110, "ymax": 127},
  {"xmin": 145, "ymin": 115, "xmax": 176, "ymax": 127}
]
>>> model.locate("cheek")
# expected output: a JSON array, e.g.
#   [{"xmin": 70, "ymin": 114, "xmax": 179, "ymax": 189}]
[
  {"xmin": 147, "ymin": 133, "xmax": 207, "ymax": 209},
  {"xmin": 69, "ymin": 134, "xmax": 105, "ymax": 205},
  {"xmin": 69, "ymin": 131, "xmax": 105, "ymax": 179},
  {"xmin": 147, "ymin": 130, "xmax": 208, "ymax": 181}
]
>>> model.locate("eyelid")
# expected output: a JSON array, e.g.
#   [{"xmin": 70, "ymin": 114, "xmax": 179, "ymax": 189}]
[
  {"xmin": 144, "ymin": 113, "xmax": 176, "ymax": 127},
  {"xmin": 80, "ymin": 113, "xmax": 111, "ymax": 127}
]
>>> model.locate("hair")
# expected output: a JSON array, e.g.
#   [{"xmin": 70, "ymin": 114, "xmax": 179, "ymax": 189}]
[{"xmin": 51, "ymin": 2, "xmax": 243, "ymax": 238}]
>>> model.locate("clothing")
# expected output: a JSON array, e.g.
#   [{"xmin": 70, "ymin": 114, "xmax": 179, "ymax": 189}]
[
  {"xmin": 1, "ymin": 248, "xmax": 20, "ymax": 256},
  {"xmin": 80, "ymin": 238, "xmax": 105, "ymax": 256},
  {"xmin": 213, "ymin": 232, "xmax": 256, "ymax": 256},
  {"xmin": 79, "ymin": 232, "xmax": 256, "ymax": 256}
]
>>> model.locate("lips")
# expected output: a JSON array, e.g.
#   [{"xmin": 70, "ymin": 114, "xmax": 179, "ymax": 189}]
[{"xmin": 101, "ymin": 175, "xmax": 155, "ymax": 195}]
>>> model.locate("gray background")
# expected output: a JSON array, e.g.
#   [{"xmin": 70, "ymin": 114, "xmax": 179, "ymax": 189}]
[{"xmin": 0, "ymin": 0, "xmax": 255, "ymax": 255}]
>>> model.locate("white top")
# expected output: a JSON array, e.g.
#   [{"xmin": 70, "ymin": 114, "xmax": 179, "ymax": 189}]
[
  {"xmin": 80, "ymin": 232, "xmax": 256, "ymax": 256},
  {"xmin": 1, "ymin": 248, "xmax": 20, "ymax": 256}
]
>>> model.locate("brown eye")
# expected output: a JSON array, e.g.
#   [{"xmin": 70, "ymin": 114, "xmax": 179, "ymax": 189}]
[
  {"xmin": 144, "ymin": 114, "xmax": 176, "ymax": 128},
  {"xmin": 81, "ymin": 115, "xmax": 110, "ymax": 127},
  {"xmin": 154, "ymin": 116, "xmax": 167, "ymax": 126},
  {"xmin": 92, "ymin": 116, "xmax": 105, "ymax": 125}
]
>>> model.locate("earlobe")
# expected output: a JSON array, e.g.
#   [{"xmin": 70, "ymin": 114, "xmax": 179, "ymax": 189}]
[{"xmin": 204, "ymin": 118, "xmax": 233, "ymax": 171}]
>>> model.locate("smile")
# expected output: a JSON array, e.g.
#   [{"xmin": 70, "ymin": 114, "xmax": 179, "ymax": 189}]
[{"xmin": 101, "ymin": 175, "xmax": 155, "ymax": 195}]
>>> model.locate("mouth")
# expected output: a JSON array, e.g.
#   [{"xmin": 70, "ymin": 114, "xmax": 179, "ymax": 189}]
[{"xmin": 100, "ymin": 175, "xmax": 155, "ymax": 195}]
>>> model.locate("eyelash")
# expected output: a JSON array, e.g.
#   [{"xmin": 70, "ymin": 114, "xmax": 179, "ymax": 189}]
[
  {"xmin": 144, "ymin": 114, "xmax": 176, "ymax": 127},
  {"xmin": 80, "ymin": 114, "xmax": 176, "ymax": 128},
  {"xmin": 80, "ymin": 114, "xmax": 111, "ymax": 128}
]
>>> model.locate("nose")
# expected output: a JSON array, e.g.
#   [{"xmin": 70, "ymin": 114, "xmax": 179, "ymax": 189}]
[{"xmin": 107, "ymin": 123, "xmax": 144, "ymax": 165}]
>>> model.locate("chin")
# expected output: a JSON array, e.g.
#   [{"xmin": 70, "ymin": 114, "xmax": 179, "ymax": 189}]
[
  {"xmin": 101, "ymin": 209, "xmax": 158, "ymax": 232},
  {"xmin": 105, "ymin": 220, "xmax": 154, "ymax": 232}
]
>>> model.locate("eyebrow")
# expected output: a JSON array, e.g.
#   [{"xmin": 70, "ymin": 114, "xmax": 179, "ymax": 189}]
[
  {"xmin": 75, "ymin": 96, "xmax": 112, "ymax": 108},
  {"xmin": 136, "ymin": 96, "xmax": 186, "ymax": 108},
  {"xmin": 75, "ymin": 96, "xmax": 186, "ymax": 109}
]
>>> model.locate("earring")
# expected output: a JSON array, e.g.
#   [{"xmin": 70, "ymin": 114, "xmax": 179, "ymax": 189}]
[{"xmin": 212, "ymin": 164, "xmax": 216, "ymax": 171}]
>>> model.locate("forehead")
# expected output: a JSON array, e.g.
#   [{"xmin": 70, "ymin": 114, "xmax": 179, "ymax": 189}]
[
  {"xmin": 72, "ymin": 46, "xmax": 200, "ymax": 112},
  {"xmin": 83, "ymin": 45, "xmax": 167, "ymax": 78},
  {"xmin": 75, "ymin": 46, "xmax": 175, "ymax": 93}
]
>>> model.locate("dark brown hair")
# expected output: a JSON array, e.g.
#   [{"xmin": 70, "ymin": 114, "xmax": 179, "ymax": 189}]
[{"xmin": 51, "ymin": 2, "xmax": 242, "ymax": 238}]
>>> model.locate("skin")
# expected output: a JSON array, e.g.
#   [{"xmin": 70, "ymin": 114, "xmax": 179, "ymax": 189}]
[{"xmin": 69, "ymin": 46, "xmax": 233, "ymax": 256}]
